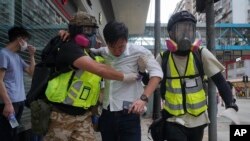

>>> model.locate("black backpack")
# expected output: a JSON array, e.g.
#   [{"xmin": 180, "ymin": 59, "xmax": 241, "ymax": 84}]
[
  {"xmin": 25, "ymin": 36, "xmax": 64, "ymax": 107},
  {"xmin": 160, "ymin": 48, "xmax": 205, "ymax": 99}
]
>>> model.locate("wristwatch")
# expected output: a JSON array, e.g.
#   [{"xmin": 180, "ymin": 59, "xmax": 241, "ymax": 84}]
[{"xmin": 140, "ymin": 94, "xmax": 148, "ymax": 103}]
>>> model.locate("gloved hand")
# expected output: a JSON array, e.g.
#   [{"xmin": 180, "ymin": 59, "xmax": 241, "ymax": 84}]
[
  {"xmin": 137, "ymin": 55, "xmax": 148, "ymax": 72},
  {"xmin": 123, "ymin": 73, "xmax": 139, "ymax": 82},
  {"xmin": 226, "ymin": 102, "xmax": 239, "ymax": 112}
]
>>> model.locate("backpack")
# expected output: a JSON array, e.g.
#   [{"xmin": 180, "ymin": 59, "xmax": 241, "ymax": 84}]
[
  {"xmin": 148, "ymin": 117, "xmax": 165, "ymax": 141},
  {"xmin": 160, "ymin": 48, "xmax": 205, "ymax": 99},
  {"xmin": 25, "ymin": 36, "xmax": 64, "ymax": 107}
]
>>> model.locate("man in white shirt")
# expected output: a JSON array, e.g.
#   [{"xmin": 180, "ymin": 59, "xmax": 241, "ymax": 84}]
[{"xmin": 91, "ymin": 21, "xmax": 163, "ymax": 141}]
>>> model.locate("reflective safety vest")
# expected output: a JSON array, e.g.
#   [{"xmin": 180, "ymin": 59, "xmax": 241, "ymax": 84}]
[
  {"xmin": 45, "ymin": 55, "xmax": 104, "ymax": 109},
  {"xmin": 163, "ymin": 52, "xmax": 207, "ymax": 116}
]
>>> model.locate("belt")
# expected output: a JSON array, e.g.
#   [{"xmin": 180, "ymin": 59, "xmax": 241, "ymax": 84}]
[
  {"xmin": 51, "ymin": 103, "xmax": 88, "ymax": 115},
  {"xmin": 105, "ymin": 105, "xmax": 129, "ymax": 115}
]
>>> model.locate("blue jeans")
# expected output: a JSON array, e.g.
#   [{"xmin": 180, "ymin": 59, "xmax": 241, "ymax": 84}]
[{"xmin": 99, "ymin": 109, "xmax": 141, "ymax": 141}]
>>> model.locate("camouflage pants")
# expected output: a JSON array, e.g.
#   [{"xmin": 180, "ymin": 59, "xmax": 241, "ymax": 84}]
[{"xmin": 43, "ymin": 110, "xmax": 96, "ymax": 141}]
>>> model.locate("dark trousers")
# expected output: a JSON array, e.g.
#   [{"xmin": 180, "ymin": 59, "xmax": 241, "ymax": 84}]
[
  {"xmin": 164, "ymin": 121, "xmax": 207, "ymax": 141},
  {"xmin": 0, "ymin": 102, "xmax": 24, "ymax": 141},
  {"xmin": 99, "ymin": 109, "xmax": 141, "ymax": 141}
]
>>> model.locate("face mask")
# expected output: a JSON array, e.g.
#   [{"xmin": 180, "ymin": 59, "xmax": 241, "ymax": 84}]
[
  {"xmin": 87, "ymin": 35, "xmax": 97, "ymax": 48},
  {"xmin": 75, "ymin": 34, "xmax": 97, "ymax": 49},
  {"xmin": 171, "ymin": 21, "xmax": 196, "ymax": 51},
  {"xmin": 82, "ymin": 27, "xmax": 97, "ymax": 36},
  {"xmin": 19, "ymin": 40, "xmax": 28, "ymax": 51},
  {"xmin": 75, "ymin": 34, "xmax": 90, "ymax": 47},
  {"xmin": 166, "ymin": 38, "xmax": 202, "ymax": 54},
  {"xmin": 177, "ymin": 38, "xmax": 192, "ymax": 51}
]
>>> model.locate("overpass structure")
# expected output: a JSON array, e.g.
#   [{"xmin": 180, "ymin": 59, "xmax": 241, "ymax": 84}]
[{"xmin": 128, "ymin": 23, "xmax": 250, "ymax": 63}]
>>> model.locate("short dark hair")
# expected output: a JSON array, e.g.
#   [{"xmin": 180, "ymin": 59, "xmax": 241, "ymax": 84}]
[
  {"xmin": 103, "ymin": 21, "xmax": 128, "ymax": 46},
  {"xmin": 8, "ymin": 26, "xmax": 31, "ymax": 42}
]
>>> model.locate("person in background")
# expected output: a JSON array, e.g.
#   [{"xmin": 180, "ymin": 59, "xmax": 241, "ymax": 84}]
[
  {"xmin": 90, "ymin": 21, "xmax": 163, "ymax": 141},
  {"xmin": 0, "ymin": 26, "xmax": 36, "ymax": 141},
  {"xmin": 43, "ymin": 11, "xmax": 139, "ymax": 141},
  {"xmin": 227, "ymin": 81, "xmax": 237, "ymax": 103},
  {"xmin": 157, "ymin": 11, "xmax": 238, "ymax": 141}
]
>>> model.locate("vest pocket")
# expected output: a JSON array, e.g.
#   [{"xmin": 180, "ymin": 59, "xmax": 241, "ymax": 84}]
[{"xmin": 80, "ymin": 86, "xmax": 91, "ymax": 100}]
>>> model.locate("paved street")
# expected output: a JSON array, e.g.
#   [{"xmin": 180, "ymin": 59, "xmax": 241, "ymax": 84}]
[{"xmin": 95, "ymin": 99, "xmax": 250, "ymax": 141}]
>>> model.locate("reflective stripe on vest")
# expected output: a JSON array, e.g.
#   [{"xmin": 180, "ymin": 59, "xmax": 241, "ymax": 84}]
[
  {"xmin": 163, "ymin": 52, "xmax": 207, "ymax": 116},
  {"xmin": 45, "ymin": 55, "xmax": 104, "ymax": 109}
]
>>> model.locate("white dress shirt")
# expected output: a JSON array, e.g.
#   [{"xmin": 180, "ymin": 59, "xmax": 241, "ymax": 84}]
[{"xmin": 91, "ymin": 43, "xmax": 163, "ymax": 111}]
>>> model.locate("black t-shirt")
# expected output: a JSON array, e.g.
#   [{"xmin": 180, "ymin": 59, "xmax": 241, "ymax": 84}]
[
  {"xmin": 52, "ymin": 40, "xmax": 89, "ymax": 115},
  {"xmin": 56, "ymin": 40, "xmax": 85, "ymax": 71}
]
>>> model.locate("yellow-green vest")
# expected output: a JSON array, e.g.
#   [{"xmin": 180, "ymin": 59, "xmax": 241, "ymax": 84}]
[
  {"xmin": 45, "ymin": 54, "xmax": 104, "ymax": 109},
  {"xmin": 163, "ymin": 52, "xmax": 207, "ymax": 116}
]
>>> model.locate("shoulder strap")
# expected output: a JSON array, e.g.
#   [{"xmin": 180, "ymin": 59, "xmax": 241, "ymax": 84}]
[
  {"xmin": 160, "ymin": 50, "xmax": 170, "ymax": 99},
  {"xmin": 192, "ymin": 47, "xmax": 204, "ymax": 80},
  {"xmin": 161, "ymin": 51, "xmax": 170, "ymax": 79}
]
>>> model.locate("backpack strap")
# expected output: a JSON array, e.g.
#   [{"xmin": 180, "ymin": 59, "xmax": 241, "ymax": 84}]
[
  {"xmin": 193, "ymin": 47, "xmax": 204, "ymax": 80},
  {"xmin": 160, "ymin": 50, "xmax": 170, "ymax": 99}
]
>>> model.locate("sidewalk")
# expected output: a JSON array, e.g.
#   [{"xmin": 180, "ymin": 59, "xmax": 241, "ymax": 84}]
[
  {"xmin": 94, "ymin": 107, "xmax": 234, "ymax": 141},
  {"xmin": 95, "ymin": 99, "xmax": 250, "ymax": 141}
]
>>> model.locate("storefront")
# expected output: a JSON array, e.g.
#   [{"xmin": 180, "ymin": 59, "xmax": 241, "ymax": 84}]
[{"xmin": 232, "ymin": 80, "xmax": 250, "ymax": 98}]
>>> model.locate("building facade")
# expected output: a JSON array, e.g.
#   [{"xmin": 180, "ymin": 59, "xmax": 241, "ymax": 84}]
[
  {"xmin": 226, "ymin": 57, "xmax": 250, "ymax": 98},
  {"xmin": 0, "ymin": 0, "xmax": 108, "ymax": 136}
]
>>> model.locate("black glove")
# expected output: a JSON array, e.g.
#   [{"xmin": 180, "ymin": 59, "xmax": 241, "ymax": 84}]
[{"xmin": 226, "ymin": 102, "xmax": 239, "ymax": 112}]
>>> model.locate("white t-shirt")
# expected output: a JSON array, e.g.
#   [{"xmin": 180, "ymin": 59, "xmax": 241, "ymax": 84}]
[{"xmin": 156, "ymin": 48, "xmax": 225, "ymax": 127}]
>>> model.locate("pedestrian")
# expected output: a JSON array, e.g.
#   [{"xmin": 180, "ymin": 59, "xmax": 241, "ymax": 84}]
[
  {"xmin": 0, "ymin": 26, "xmax": 36, "ymax": 141},
  {"xmin": 90, "ymin": 20, "xmax": 163, "ymax": 141},
  {"xmin": 157, "ymin": 10, "xmax": 238, "ymax": 141},
  {"xmin": 43, "ymin": 11, "xmax": 139, "ymax": 141}
]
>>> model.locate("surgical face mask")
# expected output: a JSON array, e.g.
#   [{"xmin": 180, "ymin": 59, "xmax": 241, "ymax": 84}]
[
  {"xmin": 171, "ymin": 21, "xmax": 196, "ymax": 51},
  {"xmin": 19, "ymin": 39, "xmax": 28, "ymax": 51}
]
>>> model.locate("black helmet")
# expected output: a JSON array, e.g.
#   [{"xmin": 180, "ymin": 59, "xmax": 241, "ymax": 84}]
[{"xmin": 167, "ymin": 11, "xmax": 197, "ymax": 32}]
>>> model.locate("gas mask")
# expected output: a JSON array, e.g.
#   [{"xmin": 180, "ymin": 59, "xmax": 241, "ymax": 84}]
[
  {"xmin": 166, "ymin": 38, "xmax": 202, "ymax": 55},
  {"xmin": 170, "ymin": 21, "xmax": 196, "ymax": 52},
  {"xmin": 75, "ymin": 34, "xmax": 97, "ymax": 49},
  {"xmin": 19, "ymin": 39, "xmax": 28, "ymax": 51},
  {"xmin": 87, "ymin": 34, "xmax": 97, "ymax": 48}
]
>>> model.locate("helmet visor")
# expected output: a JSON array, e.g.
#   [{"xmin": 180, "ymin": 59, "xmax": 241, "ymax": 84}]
[
  {"xmin": 82, "ymin": 26, "xmax": 97, "ymax": 36},
  {"xmin": 172, "ymin": 21, "xmax": 196, "ymax": 43}
]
